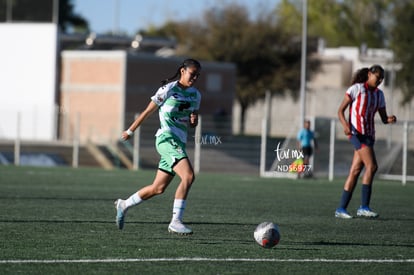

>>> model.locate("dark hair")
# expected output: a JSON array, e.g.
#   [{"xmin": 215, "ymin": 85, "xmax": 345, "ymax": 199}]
[
  {"xmin": 161, "ymin": 58, "xmax": 201, "ymax": 85},
  {"xmin": 351, "ymin": 64, "xmax": 384, "ymax": 85}
]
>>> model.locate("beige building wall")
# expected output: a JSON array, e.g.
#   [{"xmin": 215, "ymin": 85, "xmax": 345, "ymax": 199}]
[{"xmin": 60, "ymin": 51, "xmax": 126, "ymax": 143}]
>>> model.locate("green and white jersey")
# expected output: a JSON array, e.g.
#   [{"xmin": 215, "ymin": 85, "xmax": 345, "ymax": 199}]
[{"xmin": 151, "ymin": 80, "xmax": 201, "ymax": 144}]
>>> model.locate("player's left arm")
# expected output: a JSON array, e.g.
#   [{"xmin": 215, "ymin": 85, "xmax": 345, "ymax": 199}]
[
  {"xmin": 378, "ymin": 107, "xmax": 397, "ymax": 124},
  {"xmin": 189, "ymin": 110, "xmax": 199, "ymax": 128},
  {"xmin": 189, "ymin": 90, "xmax": 201, "ymax": 128}
]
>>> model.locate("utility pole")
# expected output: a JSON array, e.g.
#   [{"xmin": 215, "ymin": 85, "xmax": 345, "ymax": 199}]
[{"xmin": 299, "ymin": 0, "xmax": 308, "ymax": 128}]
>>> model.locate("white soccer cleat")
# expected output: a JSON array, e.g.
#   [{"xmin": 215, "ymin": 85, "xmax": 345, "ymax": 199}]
[
  {"xmin": 168, "ymin": 219, "xmax": 193, "ymax": 235},
  {"xmin": 357, "ymin": 206, "xmax": 379, "ymax": 218},
  {"xmin": 335, "ymin": 208, "xmax": 353, "ymax": 219},
  {"xmin": 114, "ymin": 199, "xmax": 126, "ymax": 230}
]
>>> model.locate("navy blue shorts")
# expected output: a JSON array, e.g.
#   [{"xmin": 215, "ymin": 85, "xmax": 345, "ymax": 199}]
[
  {"xmin": 349, "ymin": 134, "xmax": 375, "ymax": 150},
  {"xmin": 301, "ymin": 146, "xmax": 313, "ymax": 157}
]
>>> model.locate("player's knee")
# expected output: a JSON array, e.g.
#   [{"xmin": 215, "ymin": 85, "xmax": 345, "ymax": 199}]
[
  {"xmin": 152, "ymin": 185, "xmax": 166, "ymax": 195},
  {"xmin": 183, "ymin": 172, "xmax": 195, "ymax": 186},
  {"xmin": 350, "ymin": 164, "xmax": 363, "ymax": 176},
  {"xmin": 188, "ymin": 173, "xmax": 196, "ymax": 185},
  {"xmin": 366, "ymin": 163, "xmax": 378, "ymax": 175}
]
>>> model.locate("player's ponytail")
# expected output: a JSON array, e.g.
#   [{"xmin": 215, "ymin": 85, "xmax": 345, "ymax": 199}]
[
  {"xmin": 351, "ymin": 68, "xmax": 369, "ymax": 84},
  {"xmin": 161, "ymin": 59, "xmax": 201, "ymax": 86}
]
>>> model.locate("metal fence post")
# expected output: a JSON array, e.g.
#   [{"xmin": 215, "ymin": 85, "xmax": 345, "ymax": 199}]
[
  {"xmin": 72, "ymin": 112, "xmax": 80, "ymax": 168},
  {"xmin": 194, "ymin": 115, "xmax": 201, "ymax": 174},
  {"xmin": 133, "ymin": 127, "xmax": 140, "ymax": 171},
  {"xmin": 329, "ymin": 119, "xmax": 336, "ymax": 182},
  {"xmin": 14, "ymin": 112, "xmax": 21, "ymax": 166},
  {"xmin": 402, "ymin": 121, "xmax": 408, "ymax": 186}
]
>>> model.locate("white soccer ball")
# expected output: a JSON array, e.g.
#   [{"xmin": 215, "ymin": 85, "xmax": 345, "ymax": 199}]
[{"xmin": 254, "ymin": 222, "xmax": 280, "ymax": 248}]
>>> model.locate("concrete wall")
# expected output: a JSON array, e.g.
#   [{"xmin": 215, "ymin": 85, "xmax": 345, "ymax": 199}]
[{"xmin": 60, "ymin": 51, "xmax": 126, "ymax": 143}]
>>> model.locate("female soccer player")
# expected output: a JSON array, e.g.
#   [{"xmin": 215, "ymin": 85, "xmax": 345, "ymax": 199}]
[
  {"xmin": 115, "ymin": 59, "xmax": 202, "ymax": 234},
  {"xmin": 335, "ymin": 64, "xmax": 396, "ymax": 219}
]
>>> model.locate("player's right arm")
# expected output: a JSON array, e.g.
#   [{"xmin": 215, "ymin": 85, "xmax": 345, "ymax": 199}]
[
  {"xmin": 337, "ymin": 94, "xmax": 352, "ymax": 136},
  {"xmin": 122, "ymin": 101, "xmax": 159, "ymax": 140}
]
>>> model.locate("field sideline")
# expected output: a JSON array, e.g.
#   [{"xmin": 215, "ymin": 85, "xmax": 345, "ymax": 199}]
[{"xmin": 0, "ymin": 165, "xmax": 413, "ymax": 274}]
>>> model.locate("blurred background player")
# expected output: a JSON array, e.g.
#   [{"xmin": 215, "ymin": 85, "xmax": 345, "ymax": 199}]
[
  {"xmin": 335, "ymin": 64, "xmax": 397, "ymax": 219},
  {"xmin": 115, "ymin": 59, "xmax": 202, "ymax": 234},
  {"xmin": 296, "ymin": 119, "xmax": 318, "ymax": 178}
]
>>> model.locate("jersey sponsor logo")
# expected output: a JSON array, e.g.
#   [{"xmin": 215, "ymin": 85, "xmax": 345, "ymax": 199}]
[{"xmin": 178, "ymin": 101, "xmax": 191, "ymax": 111}]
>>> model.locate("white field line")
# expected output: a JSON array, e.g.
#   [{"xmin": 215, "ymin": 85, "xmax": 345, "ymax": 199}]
[{"xmin": 1, "ymin": 258, "xmax": 413, "ymax": 264}]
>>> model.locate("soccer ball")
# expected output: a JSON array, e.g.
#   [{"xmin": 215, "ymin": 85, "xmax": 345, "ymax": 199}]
[{"xmin": 254, "ymin": 222, "xmax": 280, "ymax": 248}]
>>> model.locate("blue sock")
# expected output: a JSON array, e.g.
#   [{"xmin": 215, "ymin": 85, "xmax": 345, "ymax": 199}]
[
  {"xmin": 361, "ymin": 184, "xmax": 372, "ymax": 208},
  {"xmin": 339, "ymin": 190, "xmax": 353, "ymax": 209}
]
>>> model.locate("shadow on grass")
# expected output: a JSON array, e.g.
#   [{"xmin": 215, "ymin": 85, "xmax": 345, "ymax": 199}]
[
  {"xmin": 0, "ymin": 196, "xmax": 115, "ymax": 201},
  {"xmin": 0, "ymin": 220, "xmax": 257, "ymax": 226},
  {"xmin": 0, "ymin": 219, "xmax": 116, "ymax": 224},
  {"xmin": 286, "ymin": 240, "xmax": 414, "ymax": 248}
]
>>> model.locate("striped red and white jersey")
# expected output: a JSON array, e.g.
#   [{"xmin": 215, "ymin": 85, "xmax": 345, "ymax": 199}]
[{"xmin": 346, "ymin": 82, "xmax": 385, "ymax": 138}]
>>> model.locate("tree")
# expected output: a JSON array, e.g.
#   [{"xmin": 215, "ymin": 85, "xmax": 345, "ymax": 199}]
[
  {"xmin": 276, "ymin": 0, "xmax": 414, "ymax": 105},
  {"xmin": 275, "ymin": 0, "xmax": 391, "ymax": 48},
  {"xmin": 143, "ymin": 4, "xmax": 319, "ymax": 133},
  {"xmin": 58, "ymin": 0, "xmax": 89, "ymax": 33},
  {"xmin": 390, "ymin": 0, "xmax": 414, "ymax": 104},
  {"xmin": 339, "ymin": 0, "xmax": 392, "ymax": 48}
]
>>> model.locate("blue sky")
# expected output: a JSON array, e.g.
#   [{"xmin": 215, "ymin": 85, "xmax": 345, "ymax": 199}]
[{"xmin": 74, "ymin": 0, "xmax": 279, "ymax": 35}]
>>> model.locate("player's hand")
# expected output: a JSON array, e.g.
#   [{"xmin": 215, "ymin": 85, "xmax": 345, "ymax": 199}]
[
  {"xmin": 190, "ymin": 113, "xmax": 198, "ymax": 126},
  {"xmin": 121, "ymin": 131, "xmax": 130, "ymax": 141},
  {"xmin": 388, "ymin": 115, "xmax": 397, "ymax": 124},
  {"xmin": 343, "ymin": 125, "xmax": 352, "ymax": 136},
  {"xmin": 121, "ymin": 129, "xmax": 133, "ymax": 140}
]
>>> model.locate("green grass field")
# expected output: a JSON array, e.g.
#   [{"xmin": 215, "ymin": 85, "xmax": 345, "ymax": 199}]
[{"xmin": 0, "ymin": 165, "xmax": 413, "ymax": 274}]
